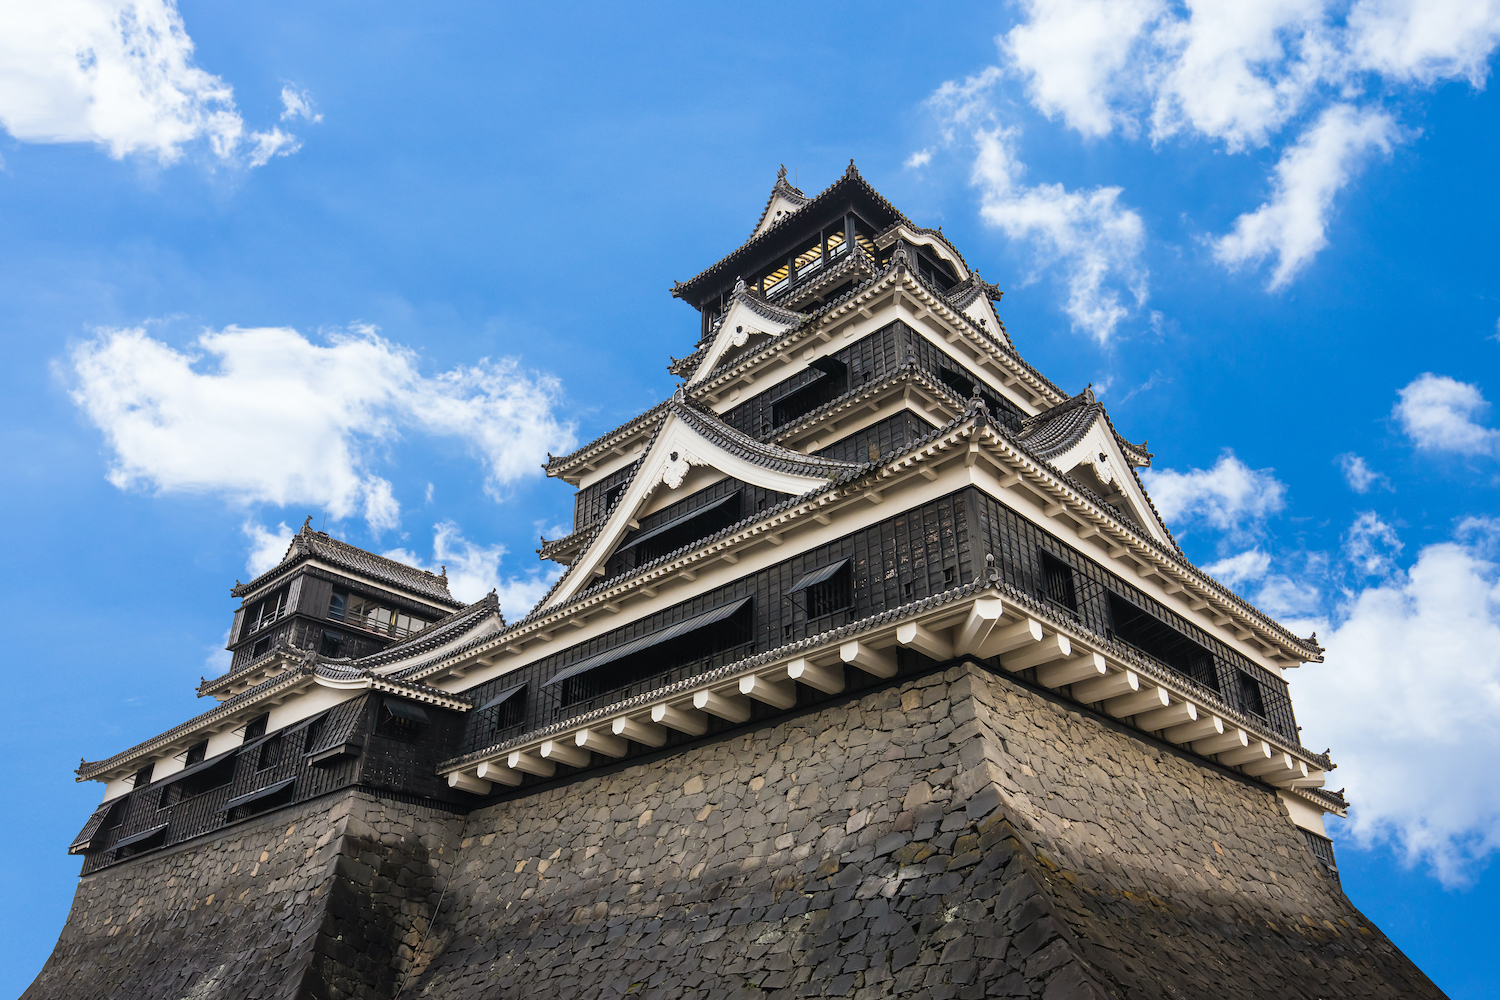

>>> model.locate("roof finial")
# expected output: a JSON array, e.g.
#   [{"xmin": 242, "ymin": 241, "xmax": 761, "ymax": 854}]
[
  {"xmin": 440, "ymin": 565, "xmax": 447, "ymax": 578},
  {"xmin": 302, "ymin": 514, "xmax": 313, "ymax": 531},
  {"xmin": 846, "ymin": 158, "xmax": 859, "ymax": 177},
  {"xmin": 985, "ymin": 552, "xmax": 1000, "ymax": 584},
  {"xmin": 777, "ymin": 163, "xmax": 788, "ymax": 181},
  {"xmin": 734, "ymin": 275, "xmax": 746, "ymax": 294}
]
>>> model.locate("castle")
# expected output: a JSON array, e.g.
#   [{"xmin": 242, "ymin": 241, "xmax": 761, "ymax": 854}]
[{"xmin": 27, "ymin": 165, "xmax": 1443, "ymax": 999}]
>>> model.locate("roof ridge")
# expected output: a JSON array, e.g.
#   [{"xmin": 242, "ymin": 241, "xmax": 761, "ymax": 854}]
[
  {"xmin": 231, "ymin": 523, "xmax": 461, "ymax": 607},
  {"xmin": 672, "ymin": 163, "xmax": 909, "ymax": 303}
]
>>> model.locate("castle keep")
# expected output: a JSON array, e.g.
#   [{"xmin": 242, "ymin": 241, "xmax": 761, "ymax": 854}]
[{"xmin": 28, "ymin": 166, "xmax": 1443, "ymax": 999}]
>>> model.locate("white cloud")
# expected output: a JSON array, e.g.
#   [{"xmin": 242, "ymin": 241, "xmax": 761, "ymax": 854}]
[
  {"xmin": 1394, "ymin": 372, "xmax": 1500, "ymax": 456},
  {"xmin": 904, "ymin": 148, "xmax": 933, "ymax": 169},
  {"xmin": 969, "ymin": 126, "xmax": 1148, "ymax": 343},
  {"xmin": 989, "ymin": 0, "xmax": 1500, "ymax": 287},
  {"xmin": 1338, "ymin": 452, "xmax": 1390, "ymax": 493},
  {"xmin": 279, "ymin": 85, "xmax": 321, "ymax": 123},
  {"xmin": 243, "ymin": 520, "xmax": 294, "ymax": 576},
  {"xmin": 1141, "ymin": 450, "xmax": 1287, "ymax": 538},
  {"xmin": 1215, "ymin": 104, "xmax": 1399, "ymax": 288},
  {"xmin": 1205, "ymin": 547, "xmax": 1272, "ymax": 586},
  {"xmin": 1296, "ymin": 517, "xmax": 1500, "ymax": 885},
  {"xmin": 385, "ymin": 521, "xmax": 561, "ymax": 618},
  {"xmin": 0, "ymin": 0, "xmax": 298, "ymax": 167},
  {"xmin": 67, "ymin": 324, "xmax": 576, "ymax": 531},
  {"xmin": 1149, "ymin": 0, "xmax": 1336, "ymax": 150},
  {"xmin": 1347, "ymin": 0, "xmax": 1500, "ymax": 85},
  {"xmin": 1001, "ymin": 0, "xmax": 1163, "ymax": 138}
]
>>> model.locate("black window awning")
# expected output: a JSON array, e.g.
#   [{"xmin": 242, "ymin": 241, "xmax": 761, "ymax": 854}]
[
  {"xmin": 282, "ymin": 712, "xmax": 328, "ymax": 736},
  {"xmin": 787, "ymin": 558, "xmax": 850, "ymax": 594},
  {"xmin": 239, "ymin": 733, "xmax": 275, "ymax": 754},
  {"xmin": 156, "ymin": 749, "xmax": 237, "ymax": 788},
  {"xmin": 383, "ymin": 699, "xmax": 430, "ymax": 724},
  {"xmin": 477, "ymin": 682, "xmax": 527, "ymax": 712},
  {"xmin": 617, "ymin": 493, "xmax": 740, "ymax": 552},
  {"xmin": 218, "ymin": 778, "xmax": 296, "ymax": 813},
  {"xmin": 544, "ymin": 597, "xmax": 753, "ymax": 688},
  {"xmin": 112, "ymin": 823, "xmax": 169, "ymax": 850},
  {"xmin": 69, "ymin": 798, "xmax": 124, "ymax": 855}
]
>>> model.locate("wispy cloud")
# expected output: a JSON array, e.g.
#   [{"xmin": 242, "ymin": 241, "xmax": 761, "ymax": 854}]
[
  {"xmin": 279, "ymin": 85, "xmax": 321, "ymax": 123},
  {"xmin": 384, "ymin": 521, "xmax": 561, "ymax": 617},
  {"xmin": 920, "ymin": 70, "xmax": 1149, "ymax": 344},
  {"xmin": 243, "ymin": 521, "xmax": 294, "ymax": 577},
  {"xmin": 1338, "ymin": 452, "xmax": 1391, "ymax": 493},
  {"xmin": 1215, "ymin": 105, "xmax": 1399, "ymax": 288},
  {"xmin": 0, "ymin": 0, "xmax": 303, "ymax": 167},
  {"xmin": 66, "ymin": 324, "xmax": 576, "ymax": 532}
]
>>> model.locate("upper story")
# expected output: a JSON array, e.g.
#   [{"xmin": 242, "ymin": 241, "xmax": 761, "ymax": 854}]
[{"xmin": 219, "ymin": 520, "xmax": 466, "ymax": 686}]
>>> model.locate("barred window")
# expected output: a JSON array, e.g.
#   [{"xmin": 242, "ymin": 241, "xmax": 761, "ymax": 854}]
[
  {"xmin": 243, "ymin": 714, "xmax": 268, "ymax": 741},
  {"xmin": 1040, "ymin": 552, "xmax": 1078, "ymax": 613},
  {"xmin": 256, "ymin": 736, "xmax": 282, "ymax": 772},
  {"xmin": 1237, "ymin": 670, "xmax": 1267, "ymax": 718}
]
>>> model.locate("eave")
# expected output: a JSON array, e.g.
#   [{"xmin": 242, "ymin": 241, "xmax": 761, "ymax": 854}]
[
  {"xmin": 435, "ymin": 582, "xmax": 1339, "ymax": 811},
  {"xmin": 686, "ymin": 267, "xmax": 1067, "ymax": 411},
  {"xmin": 81, "ymin": 668, "xmax": 472, "ymax": 784},
  {"xmin": 77, "ymin": 667, "xmax": 321, "ymax": 783},
  {"xmin": 671, "ymin": 162, "xmax": 906, "ymax": 307},
  {"xmin": 545, "ymin": 402, "xmax": 668, "ymax": 484}
]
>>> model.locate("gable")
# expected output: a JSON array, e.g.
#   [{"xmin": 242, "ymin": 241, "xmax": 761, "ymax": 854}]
[
  {"xmin": 688, "ymin": 292, "xmax": 803, "ymax": 387},
  {"xmin": 542, "ymin": 408, "xmax": 851, "ymax": 609},
  {"xmin": 1044, "ymin": 414, "xmax": 1169, "ymax": 544}
]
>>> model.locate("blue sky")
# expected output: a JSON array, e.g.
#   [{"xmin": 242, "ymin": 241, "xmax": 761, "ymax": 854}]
[{"xmin": 2, "ymin": 1, "xmax": 1499, "ymax": 995}]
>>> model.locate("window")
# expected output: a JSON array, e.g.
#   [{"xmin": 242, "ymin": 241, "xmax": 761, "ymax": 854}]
[
  {"xmin": 1040, "ymin": 553, "xmax": 1078, "ymax": 613},
  {"xmin": 915, "ymin": 249, "xmax": 957, "ymax": 291},
  {"xmin": 243, "ymin": 588, "xmax": 289, "ymax": 636},
  {"xmin": 375, "ymin": 699, "xmax": 430, "ymax": 742},
  {"xmin": 158, "ymin": 753, "xmax": 235, "ymax": 808},
  {"xmin": 319, "ymin": 629, "xmax": 348, "ymax": 657},
  {"xmin": 132, "ymin": 764, "xmax": 154, "ymax": 788},
  {"xmin": 183, "ymin": 741, "xmax": 207, "ymax": 766},
  {"xmin": 934, "ymin": 366, "xmax": 1007, "ymax": 416},
  {"xmin": 771, "ymin": 357, "xmax": 848, "ymax": 429},
  {"xmin": 1237, "ymin": 670, "xmax": 1266, "ymax": 718},
  {"xmin": 243, "ymin": 714, "xmax": 268, "ymax": 742},
  {"xmin": 256, "ymin": 736, "xmax": 283, "ymax": 772},
  {"xmin": 476, "ymin": 683, "xmax": 528, "ymax": 743},
  {"xmin": 1108, "ymin": 594, "xmax": 1219, "ymax": 691},
  {"xmin": 616, "ymin": 491, "xmax": 743, "ymax": 568},
  {"xmin": 302, "ymin": 716, "xmax": 325, "ymax": 754},
  {"xmin": 251, "ymin": 637, "xmax": 271, "ymax": 659},
  {"xmin": 546, "ymin": 599, "xmax": 754, "ymax": 708},
  {"xmin": 328, "ymin": 591, "xmax": 428, "ymax": 638},
  {"xmin": 788, "ymin": 559, "xmax": 852, "ymax": 624}
]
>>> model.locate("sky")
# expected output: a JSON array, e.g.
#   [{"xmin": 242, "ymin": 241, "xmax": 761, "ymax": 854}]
[{"xmin": 1, "ymin": 1, "xmax": 1498, "ymax": 995}]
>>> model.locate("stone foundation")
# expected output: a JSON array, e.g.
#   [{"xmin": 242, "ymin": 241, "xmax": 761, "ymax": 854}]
[
  {"xmin": 27, "ymin": 663, "xmax": 1444, "ymax": 999},
  {"xmin": 24, "ymin": 790, "xmax": 464, "ymax": 1000}
]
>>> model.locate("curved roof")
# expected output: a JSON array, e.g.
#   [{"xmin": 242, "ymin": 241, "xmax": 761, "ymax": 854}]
[
  {"xmin": 671, "ymin": 161, "xmax": 907, "ymax": 306},
  {"xmin": 231, "ymin": 523, "xmax": 462, "ymax": 609}
]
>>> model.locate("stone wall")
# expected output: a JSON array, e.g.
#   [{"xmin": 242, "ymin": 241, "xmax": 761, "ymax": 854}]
[
  {"xmin": 24, "ymin": 790, "xmax": 465, "ymax": 1000},
  {"xmin": 403, "ymin": 663, "xmax": 1442, "ymax": 999},
  {"xmin": 28, "ymin": 663, "xmax": 1444, "ymax": 999}
]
